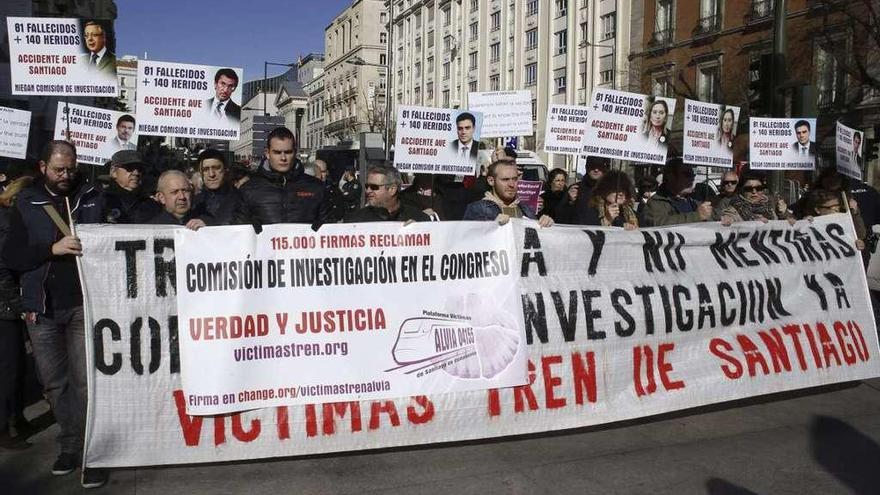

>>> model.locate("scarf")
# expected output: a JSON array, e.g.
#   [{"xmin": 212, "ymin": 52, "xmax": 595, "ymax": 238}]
[
  {"xmin": 729, "ymin": 194, "xmax": 775, "ymax": 221},
  {"xmin": 483, "ymin": 191, "xmax": 524, "ymax": 218}
]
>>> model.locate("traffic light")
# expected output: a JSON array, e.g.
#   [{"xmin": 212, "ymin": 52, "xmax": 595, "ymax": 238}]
[{"xmin": 748, "ymin": 54, "xmax": 773, "ymax": 116}]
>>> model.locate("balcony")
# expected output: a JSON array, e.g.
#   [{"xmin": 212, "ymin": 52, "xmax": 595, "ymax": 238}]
[
  {"xmin": 693, "ymin": 14, "xmax": 721, "ymax": 37},
  {"xmin": 745, "ymin": 0, "xmax": 773, "ymax": 25},
  {"xmin": 648, "ymin": 28, "xmax": 674, "ymax": 49}
]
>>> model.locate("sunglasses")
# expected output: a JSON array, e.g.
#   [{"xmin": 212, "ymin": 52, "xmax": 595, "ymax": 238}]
[
  {"xmin": 722, "ymin": 180, "xmax": 738, "ymax": 186},
  {"xmin": 366, "ymin": 183, "xmax": 390, "ymax": 191},
  {"xmin": 742, "ymin": 186, "xmax": 765, "ymax": 193}
]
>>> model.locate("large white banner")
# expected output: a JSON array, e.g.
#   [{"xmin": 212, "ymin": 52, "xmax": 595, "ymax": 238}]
[
  {"xmin": 583, "ymin": 89, "xmax": 676, "ymax": 165},
  {"xmin": 80, "ymin": 216, "xmax": 880, "ymax": 468},
  {"xmin": 394, "ymin": 106, "xmax": 484, "ymax": 176},
  {"xmin": 54, "ymin": 103, "xmax": 138, "ymax": 165},
  {"xmin": 6, "ymin": 17, "xmax": 118, "ymax": 96},
  {"xmin": 467, "ymin": 90, "xmax": 532, "ymax": 138},
  {"xmin": 0, "ymin": 106, "xmax": 31, "ymax": 159},
  {"xmin": 750, "ymin": 117, "xmax": 817, "ymax": 171},
  {"xmin": 836, "ymin": 122, "xmax": 863, "ymax": 181},
  {"xmin": 136, "ymin": 60, "xmax": 243, "ymax": 141},
  {"xmin": 683, "ymin": 99, "xmax": 740, "ymax": 168},
  {"xmin": 173, "ymin": 223, "xmax": 527, "ymax": 415},
  {"xmin": 543, "ymin": 104, "xmax": 589, "ymax": 156}
]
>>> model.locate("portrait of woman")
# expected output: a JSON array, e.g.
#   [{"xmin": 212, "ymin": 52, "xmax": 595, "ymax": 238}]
[
  {"xmin": 643, "ymin": 98, "xmax": 670, "ymax": 148},
  {"xmin": 717, "ymin": 107, "xmax": 736, "ymax": 151}
]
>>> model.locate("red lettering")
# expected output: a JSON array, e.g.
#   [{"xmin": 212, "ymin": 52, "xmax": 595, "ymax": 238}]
[
  {"xmin": 304, "ymin": 404, "xmax": 318, "ymax": 437},
  {"xmin": 834, "ymin": 321, "xmax": 857, "ymax": 365},
  {"xmin": 657, "ymin": 343, "xmax": 685, "ymax": 390},
  {"xmin": 487, "ymin": 388, "xmax": 501, "ymax": 417},
  {"xmin": 781, "ymin": 324, "xmax": 809, "ymax": 370},
  {"xmin": 369, "ymin": 401, "xmax": 401, "ymax": 429},
  {"xmin": 323, "ymin": 402, "xmax": 362, "ymax": 435},
  {"xmin": 571, "ymin": 351, "xmax": 597, "ymax": 404},
  {"xmin": 541, "ymin": 355, "xmax": 566, "ymax": 409},
  {"xmin": 633, "ymin": 345, "xmax": 657, "ymax": 396},
  {"xmin": 231, "ymin": 413, "xmax": 261, "ymax": 442},
  {"xmin": 406, "ymin": 395, "xmax": 435, "ymax": 424},
  {"xmin": 802, "ymin": 323, "xmax": 824, "ymax": 368},
  {"xmin": 709, "ymin": 338, "xmax": 743, "ymax": 379},
  {"xmin": 276, "ymin": 406, "xmax": 290, "ymax": 440},
  {"xmin": 172, "ymin": 389, "xmax": 204, "ymax": 446},
  {"xmin": 736, "ymin": 334, "xmax": 769, "ymax": 377},
  {"xmin": 513, "ymin": 360, "xmax": 539, "ymax": 412},
  {"xmin": 757, "ymin": 328, "xmax": 792, "ymax": 373},
  {"xmin": 850, "ymin": 321, "xmax": 869, "ymax": 361},
  {"xmin": 816, "ymin": 322, "xmax": 842, "ymax": 367}
]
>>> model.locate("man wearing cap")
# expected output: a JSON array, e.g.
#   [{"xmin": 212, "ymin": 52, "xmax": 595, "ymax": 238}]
[
  {"xmin": 103, "ymin": 150, "xmax": 160, "ymax": 224},
  {"xmin": 641, "ymin": 158, "xmax": 715, "ymax": 227},
  {"xmin": 2, "ymin": 141, "xmax": 108, "ymax": 488},
  {"xmin": 191, "ymin": 149, "xmax": 241, "ymax": 225}
]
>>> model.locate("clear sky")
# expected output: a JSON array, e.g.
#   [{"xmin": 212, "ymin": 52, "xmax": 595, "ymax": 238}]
[{"xmin": 115, "ymin": 0, "xmax": 352, "ymax": 82}]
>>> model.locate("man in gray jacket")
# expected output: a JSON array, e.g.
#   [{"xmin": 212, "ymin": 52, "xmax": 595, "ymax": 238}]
[{"xmin": 641, "ymin": 159, "xmax": 715, "ymax": 227}]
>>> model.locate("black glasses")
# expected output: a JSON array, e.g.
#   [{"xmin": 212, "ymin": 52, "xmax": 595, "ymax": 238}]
[
  {"xmin": 742, "ymin": 186, "xmax": 765, "ymax": 193},
  {"xmin": 722, "ymin": 180, "xmax": 738, "ymax": 186},
  {"xmin": 366, "ymin": 183, "xmax": 390, "ymax": 191}
]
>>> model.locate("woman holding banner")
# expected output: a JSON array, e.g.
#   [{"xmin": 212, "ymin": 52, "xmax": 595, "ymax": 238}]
[
  {"xmin": 643, "ymin": 98, "xmax": 670, "ymax": 148},
  {"xmin": 717, "ymin": 108, "xmax": 736, "ymax": 150},
  {"xmin": 721, "ymin": 172, "xmax": 789, "ymax": 223},
  {"xmin": 577, "ymin": 171, "xmax": 638, "ymax": 229}
]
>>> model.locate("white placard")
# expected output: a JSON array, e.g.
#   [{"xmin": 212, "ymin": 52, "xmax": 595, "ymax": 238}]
[
  {"xmin": 467, "ymin": 90, "xmax": 533, "ymax": 138},
  {"xmin": 394, "ymin": 106, "xmax": 484, "ymax": 176},
  {"xmin": 0, "ymin": 106, "xmax": 31, "ymax": 159},
  {"xmin": 53, "ymin": 103, "xmax": 138, "ymax": 165},
  {"xmin": 836, "ymin": 122, "xmax": 863, "ymax": 181},
  {"xmin": 749, "ymin": 118, "xmax": 817, "ymax": 170},
  {"xmin": 136, "ymin": 60, "xmax": 243, "ymax": 141},
  {"xmin": 174, "ymin": 222, "xmax": 527, "ymax": 415},
  {"xmin": 6, "ymin": 17, "xmax": 118, "ymax": 96},
  {"xmin": 543, "ymin": 104, "xmax": 590, "ymax": 156},
  {"xmin": 583, "ymin": 89, "xmax": 676, "ymax": 165},
  {"xmin": 683, "ymin": 99, "xmax": 741, "ymax": 168}
]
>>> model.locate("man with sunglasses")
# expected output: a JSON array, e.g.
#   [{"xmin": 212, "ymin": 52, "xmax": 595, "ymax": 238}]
[
  {"xmin": 1, "ymin": 141, "xmax": 108, "ymax": 488},
  {"xmin": 712, "ymin": 170, "xmax": 739, "ymax": 210},
  {"xmin": 345, "ymin": 165, "xmax": 429, "ymax": 223},
  {"xmin": 641, "ymin": 158, "xmax": 715, "ymax": 227},
  {"xmin": 103, "ymin": 150, "xmax": 161, "ymax": 224}
]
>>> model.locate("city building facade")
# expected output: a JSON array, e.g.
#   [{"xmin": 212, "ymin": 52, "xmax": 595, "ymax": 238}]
[
  {"xmin": 631, "ymin": 0, "xmax": 880, "ymax": 182},
  {"xmin": 322, "ymin": 0, "xmax": 389, "ymax": 145},
  {"xmin": 297, "ymin": 54, "xmax": 327, "ymax": 155},
  {"xmin": 116, "ymin": 55, "xmax": 138, "ymax": 112},
  {"xmin": 388, "ymin": 0, "xmax": 630, "ymax": 169}
]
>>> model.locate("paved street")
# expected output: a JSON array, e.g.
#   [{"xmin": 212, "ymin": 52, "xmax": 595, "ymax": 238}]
[{"xmin": 2, "ymin": 379, "xmax": 879, "ymax": 495}]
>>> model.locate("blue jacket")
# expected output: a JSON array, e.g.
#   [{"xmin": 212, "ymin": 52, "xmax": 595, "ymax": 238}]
[
  {"xmin": 3, "ymin": 180, "xmax": 105, "ymax": 313},
  {"xmin": 462, "ymin": 198, "xmax": 536, "ymax": 221}
]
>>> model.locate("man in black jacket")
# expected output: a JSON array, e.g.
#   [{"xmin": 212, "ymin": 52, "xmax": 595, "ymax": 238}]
[
  {"xmin": 148, "ymin": 170, "xmax": 209, "ymax": 229},
  {"xmin": 345, "ymin": 165, "xmax": 430, "ymax": 223},
  {"xmin": 233, "ymin": 127, "xmax": 328, "ymax": 229},
  {"xmin": 1, "ymin": 141, "xmax": 108, "ymax": 488},
  {"xmin": 103, "ymin": 150, "xmax": 161, "ymax": 224},
  {"xmin": 191, "ymin": 149, "xmax": 241, "ymax": 225}
]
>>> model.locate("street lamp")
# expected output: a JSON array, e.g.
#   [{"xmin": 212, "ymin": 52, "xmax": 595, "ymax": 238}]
[
  {"xmin": 263, "ymin": 61, "xmax": 297, "ymax": 116},
  {"xmin": 583, "ymin": 41, "xmax": 616, "ymax": 90},
  {"xmin": 346, "ymin": 55, "xmax": 392, "ymax": 161}
]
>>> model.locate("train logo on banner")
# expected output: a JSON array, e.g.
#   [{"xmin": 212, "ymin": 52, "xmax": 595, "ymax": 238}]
[{"xmin": 6, "ymin": 17, "xmax": 118, "ymax": 96}]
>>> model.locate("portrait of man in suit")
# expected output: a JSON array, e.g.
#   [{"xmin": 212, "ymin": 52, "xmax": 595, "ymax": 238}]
[
  {"xmin": 80, "ymin": 21, "xmax": 117, "ymax": 79},
  {"xmin": 204, "ymin": 68, "xmax": 241, "ymax": 122},
  {"xmin": 853, "ymin": 131, "xmax": 863, "ymax": 164},
  {"xmin": 106, "ymin": 114, "xmax": 137, "ymax": 154},
  {"xmin": 449, "ymin": 112, "xmax": 479, "ymax": 164},
  {"xmin": 790, "ymin": 119, "xmax": 817, "ymax": 157}
]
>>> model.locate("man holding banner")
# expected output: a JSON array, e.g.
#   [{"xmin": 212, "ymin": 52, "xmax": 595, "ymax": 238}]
[
  {"xmin": 464, "ymin": 160, "xmax": 553, "ymax": 227},
  {"xmin": 1, "ymin": 141, "xmax": 107, "ymax": 488}
]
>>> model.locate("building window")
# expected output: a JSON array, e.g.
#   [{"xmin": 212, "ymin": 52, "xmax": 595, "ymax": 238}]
[
  {"xmin": 469, "ymin": 80, "xmax": 477, "ymax": 93},
  {"xmin": 398, "ymin": 70, "xmax": 403, "ymax": 85},
  {"xmin": 427, "ymin": 56, "xmax": 434, "ymax": 73},
  {"xmin": 444, "ymin": 36, "xmax": 451, "ymax": 52},
  {"xmin": 531, "ymin": 98, "xmax": 537, "ymax": 120},
  {"xmin": 427, "ymin": 82, "xmax": 434, "ymax": 99},
  {"xmin": 490, "ymin": 43, "xmax": 501, "ymax": 62},
  {"xmin": 415, "ymin": 37, "xmax": 421, "ymax": 51},
  {"xmin": 815, "ymin": 42, "xmax": 846, "ymax": 108},
  {"xmin": 601, "ymin": 13, "xmax": 616, "ymax": 40},
  {"xmin": 470, "ymin": 22, "xmax": 478, "ymax": 41},
  {"xmin": 490, "ymin": 74, "xmax": 500, "ymax": 91},
  {"xmin": 555, "ymin": 74, "xmax": 566, "ymax": 94},
  {"xmin": 380, "ymin": 32, "xmax": 387, "ymax": 43},
  {"xmin": 415, "ymin": 61, "xmax": 422, "ymax": 77},
  {"xmin": 443, "ymin": 6, "xmax": 451, "ymax": 26},
  {"xmin": 652, "ymin": 73, "xmax": 673, "ymax": 97},
  {"xmin": 579, "ymin": 61, "xmax": 587, "ymax": 88},
  {"xmin": 555, "ymin": 30, "xmax": 567, "ymax": 55},
  {"xmin": 697, "ymin": 62, "xmax": 720, "ymax": 102},
  {"xmin": 428, "ymin": 6, "xmax": 435, "ymax": 22},
  {"xmin": 380, "ymin": 12, "xmax": 387, "ymax": 24},
  {"xmin": 415, "ymin": 85, "xmax": 422, "ymax": 101},
  {"xmin": 555, "ymin": 0, "xmax": 567, "ymax": 18},
  {"xmin": 525, "ymin": 62, "xmax": 538, "ymax": 86},
  {"xmin": 443, "ymin": 62, "xmax": 450, "ymax": 80},
  {"xmin": 427, "ymin": 30, "xmax": 434, "ymax": 48},
  {"xmin": 527, "ymin": 0, "xmax": 539, "ymax": 17},
  {"xmin": 654, "ymin": 0, "xmax": 675, "ymax": 43},
  {"xmin": 442, "ymin": 89, "xmax": 450, "ymax": 107},
  {"xmin": 469, "ymin": 51, "xmax": 478, "ymax": 70},
  {"xmin": 600, "ymin": 69, "xmax": 614, "ymax": 85},
  {"xmin": 579, "ymin": 22, "xmax": 587, "ymax": 43},
  {"xmin": 379, "ymin": 53, "xmax": 387, "ymax": 65},
  {"xmin": 470, "ymin": 0, "xmax": 478, "ymax": 11},
  {"xmin": 526, "ymin": 28, "xmax": 538, "ymax": 50},
  {"xmin": 698, "ymin": 0, "xmax": 722, "ymax": 33},
  {"xmin": 491, "ymin": 11, "xmax": 501, "ymax": 31}
]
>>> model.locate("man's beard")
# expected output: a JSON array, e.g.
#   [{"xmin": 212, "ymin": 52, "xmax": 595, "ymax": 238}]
[{"xmin": 45, "ymin": 176, "xmax": 76, "ymax": 195}]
